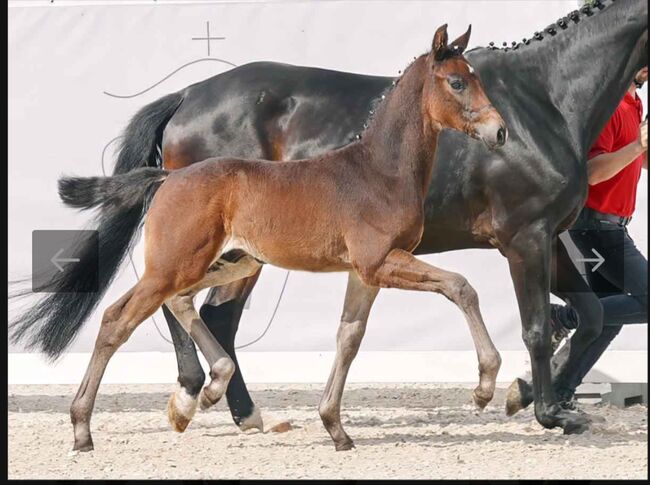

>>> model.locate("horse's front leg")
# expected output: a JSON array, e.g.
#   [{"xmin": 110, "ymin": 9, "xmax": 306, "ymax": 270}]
[
  {"xmin": 503, "ymin": 226, "xmax": 590, "ymax": 434},
  {"xmin": 319, "ymin": 272, "xmax": 379, "ymax": 451},
  {"xmin": 359, "ymin": 248, "xmax": 501, "ymax": 409},
  {"xmin": 199, "ymin": 270, "xmax": 292, "ymax": 433},
  {"xmin": 506, "ymin": 235, "xmax": 604, "ymax": 416},
  {"xmin": 163, "ymin": 305, "xmax": 206, "ymax": 432}
]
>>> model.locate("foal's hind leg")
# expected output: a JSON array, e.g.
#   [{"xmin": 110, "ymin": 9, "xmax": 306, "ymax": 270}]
[
  {"xmin": 165, "ymin": 254, "xmax": 262, "ymax": 429},
  {"xmin": 319, "ymin": 271, "xmax": 379, "ymax": 451},
  {"xmin": 360, "ymin": 249, "xmax": 501, "ymax": 409},
  {"xmin": 70, "ymin": 278, "xmax": 170, "ymax": 452}
]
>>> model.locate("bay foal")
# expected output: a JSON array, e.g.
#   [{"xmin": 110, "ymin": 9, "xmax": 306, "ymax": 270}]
[{"xmin": 61, "ymin": 24, "xmax": 507, "ymax": 452}]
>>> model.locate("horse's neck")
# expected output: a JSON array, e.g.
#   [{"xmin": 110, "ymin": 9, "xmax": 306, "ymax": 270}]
[
  {"xmin": 471, "ymin": 0, "xmax": 647, "ymax": 159},
  {"xmin": 361, "ymin": 58, "xmax": 436, "ymax": 196}
]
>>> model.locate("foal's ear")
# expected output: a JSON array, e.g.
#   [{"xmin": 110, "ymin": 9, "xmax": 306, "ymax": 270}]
[
  {"xmin": 450, "ymin": 24, "xmax": 472, "ymax": 55},
  {"xmin": 432, "ymin": 24, "xmax": 449, "ymax": 61}
]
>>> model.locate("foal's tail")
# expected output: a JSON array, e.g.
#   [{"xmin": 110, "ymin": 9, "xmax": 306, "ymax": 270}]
[{"xmin": 9, "ymin": 168, "xmax": 168, "ymax": 361}]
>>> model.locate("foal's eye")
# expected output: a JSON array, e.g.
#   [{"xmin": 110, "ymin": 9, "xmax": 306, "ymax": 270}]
[{"xmin": 449, "ymin": 79, "xmax": 465, "ymax": 91}]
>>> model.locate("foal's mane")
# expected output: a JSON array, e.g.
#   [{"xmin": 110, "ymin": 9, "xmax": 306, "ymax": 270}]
[
  {"xmin": 354, "ymin": 53, "xmax": 426, "ymax": 141},
  {"xmin": 355, "ymin": 44, "xmax": 466, "ymax": 142}
]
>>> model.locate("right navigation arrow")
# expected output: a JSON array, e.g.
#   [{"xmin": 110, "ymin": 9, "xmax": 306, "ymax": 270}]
[{"xmin": 576, "ymin": 248, "xmax": 605, "ymax": 272}]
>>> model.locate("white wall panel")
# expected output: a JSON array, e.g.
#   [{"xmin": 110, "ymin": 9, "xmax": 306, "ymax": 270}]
[{"xmin": 9, "ymin": 1, "xmax": 647, "ymax": 362}]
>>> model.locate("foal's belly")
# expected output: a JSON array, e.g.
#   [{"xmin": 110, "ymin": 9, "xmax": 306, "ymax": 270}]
[{"xmin": 221, "ymin": 230, "xmax": 352, "ymax": 273}]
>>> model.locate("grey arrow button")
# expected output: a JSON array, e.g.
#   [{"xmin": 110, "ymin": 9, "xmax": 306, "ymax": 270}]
[
  {"xmin": 51, "ymin": 248, "xmax": 81, "ymax": 272},
  {"xmin": 576, "ymin": 248, "xmax": 605, "ymax": 272},
  {"xmin": 32, "ymin": 230, "xmax": 98, "ymax": 293}
]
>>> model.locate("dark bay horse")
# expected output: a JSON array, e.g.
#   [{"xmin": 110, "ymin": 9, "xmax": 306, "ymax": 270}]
[
  {"xmin": 160, "ymin": 0, "xmax": 646, "ymax": 434},
  {"xmin": 10, "ymin": 0, "xmax": 647, "ymax": 438},
  {"xmin": 39, "ymin": 25, "xmax": 506, "ymax": 452}
]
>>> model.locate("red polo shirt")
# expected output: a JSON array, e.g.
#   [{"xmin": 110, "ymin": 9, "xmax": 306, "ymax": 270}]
[{"xmin": 585, "ymin": 91, "xmax": 645, "ymax": 217}]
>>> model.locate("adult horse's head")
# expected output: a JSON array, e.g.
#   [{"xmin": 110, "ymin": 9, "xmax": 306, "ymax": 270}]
[{"xmin": 423, "ymin": 24, "xmax": 507, "ymax": 149}]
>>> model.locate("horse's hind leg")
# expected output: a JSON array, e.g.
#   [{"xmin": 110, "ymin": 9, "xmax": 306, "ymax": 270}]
[
  {"xmin": 359, "ymin": 249, "xmax": 501, "ymax": 409},
  {"xmin": 70, "ymin": 277, "xmax": 170, "ymax": 452},
  {"xmin": 163, "ymin": 305, "xmax": 205, "ymax": 432},
  {"xmin": 200, "ymin": 273, "xmax": 292, "ymax": 433},
  {"xmin": 319, "ymin": 271, "xmax": 379, "ymax": 451}
]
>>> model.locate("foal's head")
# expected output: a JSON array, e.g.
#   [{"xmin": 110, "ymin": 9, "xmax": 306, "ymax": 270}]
[{"xmin": 423, "ymin": 24, "xmax": 507, "ymax": 149}]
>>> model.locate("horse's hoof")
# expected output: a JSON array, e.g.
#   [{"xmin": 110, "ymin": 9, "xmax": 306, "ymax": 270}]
[
  {"xmin": 335, "ymin": 440, "xmax": 355, "ymax": 451},
  {"xmin": 505, "ymin": 378, "xmax": 528, "ymax": 416},
  {"xmin": 167, "ymin": 386, "xmax": 197, "ymax": 433},
  {"xmin": 239, "ymin": 406, "xmax": 264, "ymax": 432},
  {"xmin": 563, "ymin": 421, "xmax": 590, "ymax": 435},
  {"xmin": 239, "ymin": 407, "xmax": 293, "ymax": 433}
]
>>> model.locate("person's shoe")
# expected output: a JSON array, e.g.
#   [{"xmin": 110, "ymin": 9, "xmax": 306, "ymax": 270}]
[
  {"xmin": 557, "ymin": 388, "xmax": 578, "ymax": 410},
  {"xmin": 550, "ymin": 303, "xmax": 573, "ymax": 352},
  {"xmin": 559, "ymin": 398, "xmax": 578, "ymax": 411}
]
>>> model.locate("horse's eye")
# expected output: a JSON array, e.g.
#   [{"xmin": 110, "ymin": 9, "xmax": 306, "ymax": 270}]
[{"xmin": 449, "ymin": 79, "xmax": 465, "ymax": 91}]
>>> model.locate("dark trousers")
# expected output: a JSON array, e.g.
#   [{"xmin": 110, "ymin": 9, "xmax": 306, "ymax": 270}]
[{"xmin": 559, "ymin": 209, "xmax": 647, "ymax": 393}]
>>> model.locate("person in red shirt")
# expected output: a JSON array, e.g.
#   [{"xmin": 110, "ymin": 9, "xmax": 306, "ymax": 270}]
[{"xmin": 550, "ymin": 66, "xmax": 648, "ymax": 408}]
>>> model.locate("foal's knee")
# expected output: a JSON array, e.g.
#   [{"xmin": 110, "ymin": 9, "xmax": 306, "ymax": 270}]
[{"xmin": 446, "ymin": 273, "xmax": 479, "ymax": 309}]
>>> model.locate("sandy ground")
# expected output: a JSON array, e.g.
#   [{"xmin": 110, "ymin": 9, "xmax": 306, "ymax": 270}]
[{"xmin": 8, "ymin": 383, "xmax": 648, "ymax": 480}]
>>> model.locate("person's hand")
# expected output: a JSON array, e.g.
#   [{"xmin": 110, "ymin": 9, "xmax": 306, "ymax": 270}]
[{"xmin": 639, "ymin": 119, "xmax": 647, "ymax": 151}]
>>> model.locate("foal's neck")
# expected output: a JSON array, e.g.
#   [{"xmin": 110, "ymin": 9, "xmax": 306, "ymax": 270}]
[{"xmin": 360, "ymin": 56, "xmax": 439, "ymax": 196}]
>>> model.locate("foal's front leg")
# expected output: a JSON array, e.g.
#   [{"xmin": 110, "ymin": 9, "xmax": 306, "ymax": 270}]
[
  {"xmin": 361, "ymin": 249, "xmax": 501, "ymax": 408},
  {"xmin": 319, "ymin": 272, "xmax": 379, "ymax": 451}
]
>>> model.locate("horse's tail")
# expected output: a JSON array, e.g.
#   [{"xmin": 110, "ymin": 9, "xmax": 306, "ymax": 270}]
[
  {"xmin": 113, "ymin": 91, "xmax": 183, "ymax": 174},
  {"xmin": 9, "ymin": 168, "xmax": 169, "ymax": 361}
]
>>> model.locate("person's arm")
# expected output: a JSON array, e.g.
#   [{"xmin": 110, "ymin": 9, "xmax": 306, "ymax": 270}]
[{"xmin": 588, "ymin": 119, "xmax": 647, "ymax": 184}]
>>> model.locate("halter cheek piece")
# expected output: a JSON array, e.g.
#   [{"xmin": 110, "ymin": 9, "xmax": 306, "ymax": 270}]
[{"xmin": 463, "ymin": 103, "xmax": 493, "ymax": 121}]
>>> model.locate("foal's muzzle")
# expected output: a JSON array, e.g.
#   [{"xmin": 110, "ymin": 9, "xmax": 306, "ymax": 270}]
[{"xmin": 475, "ymin": 118, "xmax": 508, "ymax": 150}]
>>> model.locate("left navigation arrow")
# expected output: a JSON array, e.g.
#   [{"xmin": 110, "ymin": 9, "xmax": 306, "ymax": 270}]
[{"xmin": 51, "ymin": 247, "xmax": 81, "ymax": 272}]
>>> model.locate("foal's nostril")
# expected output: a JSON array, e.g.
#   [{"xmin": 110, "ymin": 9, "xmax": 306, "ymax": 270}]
[{"xmin": 496, "ymin": 127, "xmax": 507, "ymax": 146}]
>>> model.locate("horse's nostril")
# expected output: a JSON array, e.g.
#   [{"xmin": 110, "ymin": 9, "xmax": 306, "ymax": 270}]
[{"xmin": 497, "ymin": 127, "xmax": 507, "ymax": 146}]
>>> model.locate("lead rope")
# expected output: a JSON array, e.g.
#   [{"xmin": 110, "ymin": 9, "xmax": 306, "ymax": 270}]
[{"xmin": 235, "ymin": 270, "xmax": 290, "ymax": 350}]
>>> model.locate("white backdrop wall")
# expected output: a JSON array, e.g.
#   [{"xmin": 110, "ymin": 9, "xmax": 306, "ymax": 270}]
[{"xmin": 8, "ymin": 1, "xmax": 647, "ymax": 365}]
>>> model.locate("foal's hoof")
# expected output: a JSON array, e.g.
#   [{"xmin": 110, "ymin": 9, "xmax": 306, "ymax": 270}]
[
  {"xmin": 563, "ymin": 421, "xmax": 590, "ymax": 435},
  {"xmin": 72, "ymin": 439, "xmax": 94, "ymax": 453},
  {"xmin": 505, "ymin": 378, "xmax": 532, "ymax": 416},
  {"xmin": 199, "ymin": 387, "xmax": 221, "ymax": 411},
  {"xmin": 335, "ymin": 440, "xmax": 356, "ymax": 451},
  {"xmin": 199, "ymin": 359, "xmax": 234, "ymax": 411},
  {"xmin": 472, "ymin": 388, "xmax": 492, "ymax": 410},
  {"xmin": 167, "ymin": 386, "xmax": 198, "ymax": 433}
]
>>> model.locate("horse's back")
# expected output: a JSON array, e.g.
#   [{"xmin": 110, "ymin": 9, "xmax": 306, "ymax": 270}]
[{"xmin": 162, "ymin": 61, "xmax": 393, "ymax": 168}]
